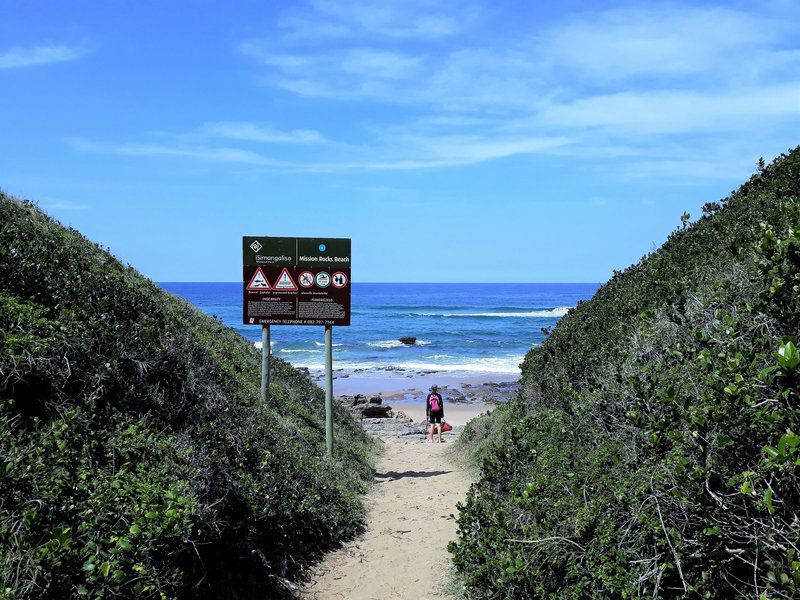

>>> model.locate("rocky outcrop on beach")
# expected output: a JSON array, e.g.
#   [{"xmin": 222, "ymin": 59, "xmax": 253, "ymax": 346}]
[
  {"xmin": 393, "ymin": 411, "xmax": 412, "ymax": 422},
  {"xmin": 338, "ymin": 395, "xmax": 463, "ymax": 440},
  {"xmin": 340, "ymin": 394, "xmax": 394, "ymax": 418},
  {"xmin": 360, "ymin": 417, "xmax": 464, "ymax": 440},
  {"xmin": 361, "ymin": 404, "xmax": 393, "ymax": 418},
  {"xmin": 360, "ymin": 417, "xmax": 425, "ymax": 438}
]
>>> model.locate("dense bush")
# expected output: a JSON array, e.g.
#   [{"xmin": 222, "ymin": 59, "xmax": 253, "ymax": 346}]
[
  {"xmin": 0, "ymin": 195, "xmax": 375, "ymax": 598},
  {"xmin": 451, "ymin": 149, "xmax": 800, "ymax": 598}
]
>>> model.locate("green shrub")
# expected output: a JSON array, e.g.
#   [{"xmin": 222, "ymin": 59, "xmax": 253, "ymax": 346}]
[
  {"xmin": 451, "ymin": 149, "xmax": 800, "ymax": 598},
  {"xmin": 0, "ymin": 195, "xmax": 375, "ymax": 598}
]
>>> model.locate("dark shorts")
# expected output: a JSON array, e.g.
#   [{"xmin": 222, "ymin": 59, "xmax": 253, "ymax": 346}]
[{"xmin": 429, "ymin": 411, "xmax": 443, "ymax": 424}]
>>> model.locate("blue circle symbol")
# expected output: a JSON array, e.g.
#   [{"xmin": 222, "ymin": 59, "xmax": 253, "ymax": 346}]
[{"xmin": 318, "ymin": 243, "xmax": 327, "ymax": 251}]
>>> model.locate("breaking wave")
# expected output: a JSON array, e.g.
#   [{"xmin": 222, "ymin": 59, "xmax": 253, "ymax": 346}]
[
  {"xmin": 286, "ymin": 355, "xmax": 523, "ymax": 375},
  {"xmin": 367, "ymin": 339, "xmax": 432, "ymax": 349},
  {"xmin": 411, "ymin": 307, "xmax": 571, "ymax": 318}
]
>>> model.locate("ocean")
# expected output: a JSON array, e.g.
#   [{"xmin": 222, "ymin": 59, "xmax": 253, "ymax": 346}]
[{"xmin": 160, "ymin": 283, "xmax": 599, "ymax": 380}]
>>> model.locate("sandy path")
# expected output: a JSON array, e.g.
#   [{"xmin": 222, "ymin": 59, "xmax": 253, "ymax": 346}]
[{"xmin": 300, "ymin": 440, "xmax": 469, "ymax": 600}]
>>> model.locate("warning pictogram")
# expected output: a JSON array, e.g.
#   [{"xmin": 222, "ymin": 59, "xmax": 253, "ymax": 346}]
[
  {"xmin": 315, "ymin": 272, "xmax": 331, "ymax": 288},
  {"xmin": 274, "ymin": 268, "xmax": 298, "ymax": 290},
  {"xmin": 298, "ymin": 271, "xmax": 315, "ymax": 288},
  {"xmin": 332, "ymin": 271, "xmax": 348, "ymax": 288},
  {"xmin": 247, "ymin": 267, "xmax": 271, "ymax": 290}
]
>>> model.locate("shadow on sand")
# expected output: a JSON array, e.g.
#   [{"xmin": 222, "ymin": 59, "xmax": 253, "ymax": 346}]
[{"xmin": 375, "ymin": 470, "xmax": 452, "ymax": 481}]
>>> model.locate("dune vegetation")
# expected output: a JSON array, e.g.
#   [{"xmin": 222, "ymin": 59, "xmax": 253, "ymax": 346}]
[
  {"xmin": 0, "ymin": 195, "xmax": 375, "ymax": 599},
  {"xmin": 451, "ymin": 149, "xmax": 800, "ymax": 598}
]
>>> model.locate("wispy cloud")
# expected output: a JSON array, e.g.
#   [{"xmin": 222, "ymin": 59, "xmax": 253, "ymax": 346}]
[
  {"xmin": 71, "ymin": 139, "xmax": 294, "ymax": 168},
  {"xmin": 535, "ymin": 83, "xmax": 800, "ymax": 135},
  {"xmin": 277, "ymin": 0, "xmax": 467, "ymax": 40},
  {"xmin": 0, "ymin": 44, "xmax": 86, "ymax": 69},
  {"xmin": 536, "ymin": 7, "xmax": 791, "ymax": 85},
  {"xmin": 72, "ymin": 131, "xmax": 571, "ymax": 172},
  {"xmin": 75, "ymin": 2, "xmax": 800, "ymax": 180},
  {"xmin": 239, "ymin": 44, "xmax": 426, "ymax": 96},
  {"xmin": 242, "ymin": 4, "xmax": 800, "ymax": 110},
  {"xmin": 44, "ymin": 200, "xmax": 90, "ymax": 211},
  {"xmin": 202, "ymin": 121, "xmax": 326, "ymax": 144},
  {"xmin": 622, "ymin": 158, "xmax": 757, "ymax": 184}
]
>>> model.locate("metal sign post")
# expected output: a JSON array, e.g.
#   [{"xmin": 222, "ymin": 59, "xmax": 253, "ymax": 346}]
[
  {"xmin": 243, "ymin": 236, "xmax": 351, "ymax": 456},
  {"xmin": 325, "ymin": 324, "xmax": 334, "ymax": 455},
  {"xmin": 261, "ymin": 324, "xmax": 271, "ymax": 402}
]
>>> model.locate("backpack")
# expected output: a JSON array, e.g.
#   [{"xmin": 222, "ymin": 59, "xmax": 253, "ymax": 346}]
[{"xmin": 428, "ymin": 393, "xmax": 441, "ymax": 412}]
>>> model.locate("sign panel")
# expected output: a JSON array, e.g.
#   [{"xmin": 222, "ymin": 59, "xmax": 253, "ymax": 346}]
[{"xmin": 243, "ymin": 236, "xmax": 351, "ymax": 326}]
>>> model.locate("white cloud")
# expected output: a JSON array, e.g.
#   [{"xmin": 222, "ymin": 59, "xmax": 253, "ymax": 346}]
[
  {"xmin": 71, "ymin": 130, "xmax": 571, "ymax": 172},
  {"xmin": 0, "ymin": 44, "xmax": 86, "ymax": 69},
  {"xmin": 45, "ymin": 200, "xmax": 89, "ymax": 211},
  {"xmin": 238, "ymin": 44, "xmax": 313, "ymax": 69},
  {"xmin": 623, "ymin": 158, "xmax": 754, "ymax": 183},
  {"xmin": 71, "ymin": 139, "xmax": 293, "ymax": 168},
  {"xmin": 73, "ymin": 3, "xmax": 800, "ymax": 181},
  {"xmin": 341, "ymin": 49, "xmax": 423, "ymax": 79},
  {"xmin": 242, "ymin": 3, "xmax": 800, "ymax": 114},
  {"xmin": 203, "ymin": 122, "xmax": 326, "ymax": 144},
  {"xmin": 536, "ymin": 83, "xmax": 800, "ymax": 135},
  {"xmin": 240, "ymin": 44, "xmax": 425, "ymax": 98},
  {"xmin": 382, "ymin": 133, "xmax": 572, "ymax": 164},
  {"xmin": 278, "ymin": 0, "xmax": 465, "ymax": 40},
  {"xmin": 537, "ymin": 6, "xmax": 786, "ymax": 84}
]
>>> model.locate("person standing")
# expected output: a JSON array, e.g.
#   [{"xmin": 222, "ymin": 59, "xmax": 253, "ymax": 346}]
[{"xmin": 426, "ymin": 385, "xmax": 445, "ymax": 443}]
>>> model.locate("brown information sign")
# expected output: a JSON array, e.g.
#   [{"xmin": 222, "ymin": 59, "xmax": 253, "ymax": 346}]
[{"xmin": 243, "ymin": 236, "xmax": 351, "ymax": 326}]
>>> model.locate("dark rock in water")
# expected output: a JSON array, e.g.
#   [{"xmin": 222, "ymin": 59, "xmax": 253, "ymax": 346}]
[
  {"xmin": 352, "ymin": 394, "xmax": 367, "ymax": 406},
  {"xmin": 447, "ymin": 389, "xmax": 467, "ymax": 403},
  {"xmin": 361, "ymin": 404, "xmax": 393, "ymax": 418},
  {"xmin": 368, "ymin": 395, "xmax": 382, "ymax": 405},
  {"xmin": 399, "ymin": 336, "xmax": 417, "ymax": 345}
]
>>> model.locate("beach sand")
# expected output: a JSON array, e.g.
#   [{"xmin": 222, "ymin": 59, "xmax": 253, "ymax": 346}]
[{"xmin": 299, "ymin": 439, "xmax": 469, "ymax": 600}]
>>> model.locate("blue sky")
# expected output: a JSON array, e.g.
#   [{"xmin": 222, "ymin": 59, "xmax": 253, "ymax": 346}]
[{"xmin": 1, "ymin": 1, "xmax": 798, "ymax": 282}]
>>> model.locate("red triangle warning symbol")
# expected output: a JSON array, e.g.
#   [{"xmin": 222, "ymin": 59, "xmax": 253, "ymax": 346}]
[
  {"xmin": 247, "ymin": 267, "xmax": 271, "ymax": 291},
  {"xmin": 273, "ymin": 267, "xmax": 298, "ymax": 290}
]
